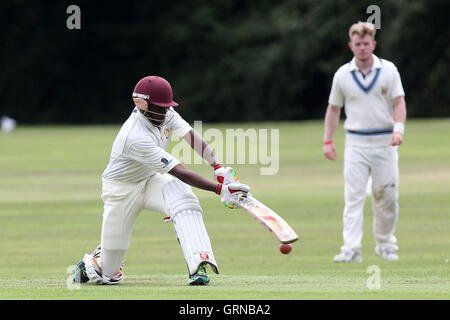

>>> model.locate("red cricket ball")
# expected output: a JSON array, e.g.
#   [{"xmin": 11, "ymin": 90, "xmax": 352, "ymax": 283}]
[{"xmin": 279, "ymin": 243, "xmax": 292, "ymax": 254}]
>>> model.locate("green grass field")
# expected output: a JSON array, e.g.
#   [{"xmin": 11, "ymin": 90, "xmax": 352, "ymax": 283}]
[{"xmin": 0, "ymin": 119, "xmax": 449, "ymax": 300}]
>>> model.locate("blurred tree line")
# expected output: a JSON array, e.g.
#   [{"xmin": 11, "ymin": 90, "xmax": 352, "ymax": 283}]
[{"xmin": 1, "ymin": 0, "xmax": 449, "ymax": 124}]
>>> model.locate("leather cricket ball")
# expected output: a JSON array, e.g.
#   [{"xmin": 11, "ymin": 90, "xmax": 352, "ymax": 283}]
[{"xmin": 279, "ymin": 244, "xmax": 292, "ymax": 254}]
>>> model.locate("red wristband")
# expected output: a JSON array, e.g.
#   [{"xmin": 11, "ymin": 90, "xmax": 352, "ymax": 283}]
[
  {"xmin": 324, "ymin": 141, "xmax": 333, "ymax": 145},
  {"xmin": 213, "ymin": 164, "xmax": 223, "ymax": 170},
  {"xmin": 216, "ymin": 183, "xmax": 222, "ymax": 195}
]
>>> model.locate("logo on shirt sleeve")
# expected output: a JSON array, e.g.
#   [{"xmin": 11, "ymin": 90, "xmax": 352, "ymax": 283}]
[{"xmin": 161, "ymin": 157, "xmax": 172, "ymax": 167}]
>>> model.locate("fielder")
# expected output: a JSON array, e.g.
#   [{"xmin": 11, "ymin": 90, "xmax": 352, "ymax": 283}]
[
  {"xmin": 323, "ymin": 22, "xmax": 407, "ymax": 262},
  {"xmin": 73, "ymin": 76, "xmax": 249, "ymax": 285}
]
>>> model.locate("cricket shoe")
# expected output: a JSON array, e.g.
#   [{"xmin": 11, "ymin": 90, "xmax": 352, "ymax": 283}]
[
  {"xmin": 188, "ymin": 262, "xmax": 210, "ymax": 286},
  {"xmin": 73, "ymin": 245, "xmax": 101, "ymax": 284},
  {"xmin": 375, "ymin": 246, "xmax": 399, "ymax": 261},
  {"xmin": 82, "ymin": 252, "xmax": 125, "ymax": 285},
  {"xmin": 333, "ymin": 249, "xmax": 362, "ymax": 262},
  {"xmin": 73, "ymin": 259, "xmax": 90, "ymax": 284}
]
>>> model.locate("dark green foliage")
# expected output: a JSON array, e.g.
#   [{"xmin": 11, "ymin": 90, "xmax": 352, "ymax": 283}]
[{"xmin": 1, "ymin": 0, "xmax": 449, "ymax": 123}]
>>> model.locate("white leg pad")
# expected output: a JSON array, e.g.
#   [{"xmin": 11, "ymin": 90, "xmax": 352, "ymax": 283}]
[
  {"xmin": 172, "ymin": 210, "xmax": 219, "ymax": 276},
  {"xmin": 163, "ymin": 179, "xmax": 219, "ymax": 276},
  {"xmin": 163, "ymin": 179, "xmax": 203, "ymax": 217}
]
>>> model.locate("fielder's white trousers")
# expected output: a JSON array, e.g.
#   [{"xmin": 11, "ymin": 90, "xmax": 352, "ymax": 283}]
[
  {"xmin": 101, "ymin": 173, "xmax": 173, "ymax": 250},
  {"xmin": 341, "ymin": 146, "xmax": 399, "ymax": 252}
]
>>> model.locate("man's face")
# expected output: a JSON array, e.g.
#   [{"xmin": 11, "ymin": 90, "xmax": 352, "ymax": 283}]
[
  {"xmin": 349, "ymin": 34, "xmax": 376, "ymax": 61},
  {"xmin": 147, "ymin": 103, "xmax": 168, "ymax": 126}
]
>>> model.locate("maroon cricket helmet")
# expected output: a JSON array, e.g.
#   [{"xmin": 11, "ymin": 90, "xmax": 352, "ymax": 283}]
[{"xmin": 132, "ymin": 76, "xmax": 179, "ymax": 107}]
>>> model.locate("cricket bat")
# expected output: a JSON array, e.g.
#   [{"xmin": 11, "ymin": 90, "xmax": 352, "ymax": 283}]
[{"xmin": 235, "ymin": 194, "xmax": 299, "ymax": 244}]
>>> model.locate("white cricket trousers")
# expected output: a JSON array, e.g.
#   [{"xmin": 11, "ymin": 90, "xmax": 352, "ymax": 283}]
[
  {"xmin": 101, "ymin": 173, "xmax": 173, "ymax": 250},
  {"xmin": 342, "ymin": 146, "xmax": 399, "ymax": 252}
]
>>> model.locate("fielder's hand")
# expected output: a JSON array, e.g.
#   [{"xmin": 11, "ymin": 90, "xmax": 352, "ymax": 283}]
[
  {"xmin": 389, "ymin": 132, "xmax": 403, "ymax": 146},
  {"xmin": 217, "ymin": 183, "xmax": 250, "ymax": 209},
  {"xmin": 213, "ymin": 164, "xmax": 240, "ymax": 184},
  {"xmin": 323, "ymin": 142, "xmax": 337, "ymax": 161}
]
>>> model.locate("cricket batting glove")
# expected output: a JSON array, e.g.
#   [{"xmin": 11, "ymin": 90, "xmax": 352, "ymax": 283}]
[
  {"xmin": 216, "ymin": 183, "xmax": 250, "ymax": 209},
  {"xmin": 213, "ymin": 164, "xmax": 240, "ymax": 184}
]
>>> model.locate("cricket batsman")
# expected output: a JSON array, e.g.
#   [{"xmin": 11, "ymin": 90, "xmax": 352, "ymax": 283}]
[
  {"xmin": 323, "ymin": 22, "xmax": 407, "ymax": 262},
  {"xmin": 73, "ymin": 75, "xmax": 249, "ymax": 285}
]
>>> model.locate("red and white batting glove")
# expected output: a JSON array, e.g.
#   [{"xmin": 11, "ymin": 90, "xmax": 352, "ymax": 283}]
[
  {"xmin": 213, "ymin": 164, "xmax": 240, "ymax": 185},
  {"xmin": 216, "ymin": 183, "xmax": 250, "ymax": 209}
]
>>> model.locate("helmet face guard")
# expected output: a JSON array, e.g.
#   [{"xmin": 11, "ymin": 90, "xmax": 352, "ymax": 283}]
[{"xmin": 139, "ymin": 107, "xmax": 174, "ymax": 128}]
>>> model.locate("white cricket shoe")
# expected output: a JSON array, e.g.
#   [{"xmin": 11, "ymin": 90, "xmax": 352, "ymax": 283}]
[
  {"xmin": 333, "ymin": 249, "xmax": 362, "ymax": 262},
  {"xmin": 375, "ymin": 246, "xmax": 399, "ymax": 261}
]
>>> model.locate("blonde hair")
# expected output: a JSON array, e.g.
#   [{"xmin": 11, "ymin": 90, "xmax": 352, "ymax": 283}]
[{"xmin": 349, "ymin": 21, "xmax": 376, "ymax": 40}]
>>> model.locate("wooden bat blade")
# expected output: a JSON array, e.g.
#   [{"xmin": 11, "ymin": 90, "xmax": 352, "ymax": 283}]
[{"xmin": 236, "ymin": 195, "xmax": 299, "ymax": 244}]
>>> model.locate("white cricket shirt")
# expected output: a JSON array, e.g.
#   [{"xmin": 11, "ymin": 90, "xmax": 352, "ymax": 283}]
[
  {"xmin": 102, "ymin": 107, "xmax": 192, "ymax": 182},
  {"xmin": 328, "ymin": 54, "xmax": 405, "ymax": 147}
]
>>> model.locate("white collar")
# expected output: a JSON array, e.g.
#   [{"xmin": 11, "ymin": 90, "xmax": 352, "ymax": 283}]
[{"xmin": 349, "ymin": 54, "xmax": 382, "ymax": 72}]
